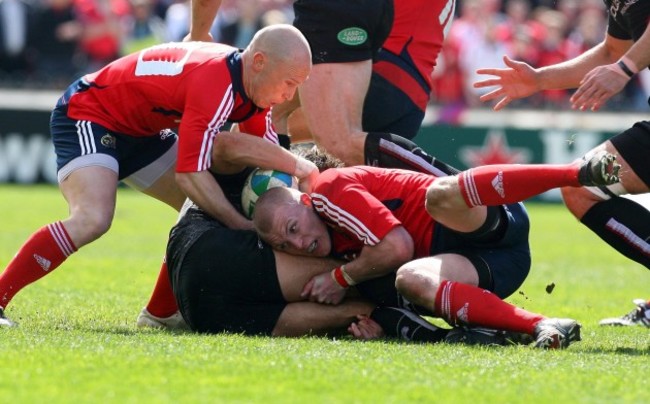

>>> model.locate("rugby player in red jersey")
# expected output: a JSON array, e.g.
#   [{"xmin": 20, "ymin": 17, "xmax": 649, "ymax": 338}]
[
  {"xmin": 0, "ymin": 24, "xmax": 317, "ymax": 327},
  {"xmin": 252, "ymin": 151, "xmax": 621, "ymax": 348}
]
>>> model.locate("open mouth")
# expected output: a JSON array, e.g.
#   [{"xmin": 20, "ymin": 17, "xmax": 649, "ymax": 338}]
[{"xmin": 307, "ymin": 240, "xmax": 317, "ymax": 254}]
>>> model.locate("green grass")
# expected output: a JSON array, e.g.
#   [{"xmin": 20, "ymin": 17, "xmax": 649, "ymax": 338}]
[{"xmin": 0, "ymin": 185, "xmax": 648, "ymax": 403}]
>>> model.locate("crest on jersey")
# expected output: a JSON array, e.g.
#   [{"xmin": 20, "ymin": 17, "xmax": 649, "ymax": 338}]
[
  {"xmin": 337, "ymin": 27, "xmax": 368, "ymax": 46},
  {"xmin": 101, "ymin": 134, "xmax": 116, "ymax": 149}
]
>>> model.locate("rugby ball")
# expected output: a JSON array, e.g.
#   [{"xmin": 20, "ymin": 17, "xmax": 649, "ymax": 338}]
[{"xmin": 241, "ymin": 168, "xmax": 298, "ymax": 219}]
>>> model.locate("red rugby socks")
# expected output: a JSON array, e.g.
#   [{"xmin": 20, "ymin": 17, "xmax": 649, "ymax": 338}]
[
  {"xmin": 144, "ymin": 258, "xmax": 178, "ymax": 318},
  {"xmin": 458, "ymin": 163, "xmax": 579, "ymax": 207},
  {"xmin": 434, "ymin": 280, "xmax": 544, "ymax": 334},
  {"xmin": 0, "ymin": 221, "xmax": 77, "ymax": 308}
]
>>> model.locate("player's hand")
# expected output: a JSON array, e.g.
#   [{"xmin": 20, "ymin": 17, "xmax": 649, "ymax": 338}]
[
  {"xmin": 473, "ymin": 55, "xmax": 539, "ymax": 111},
  {"xmin": 301, "ymin": 272, "xmax": 346, "ymax": 305},
  {"xmin": 348, "ymin": 315, "xmax": 385, "ymax": 340},
  {"xmin": 294, "ymin": 158, "xmax": 319, "ymax": 193},
  {"xmin": 570, "ymin": 63, "xmax": 629, "ymax": 111}
]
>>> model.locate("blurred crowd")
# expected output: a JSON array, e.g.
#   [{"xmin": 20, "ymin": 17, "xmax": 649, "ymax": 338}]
[
  {"xmin": 0, "ymin": 0, "xmax": 292, "ymax": 88},
  {"xmin": 1, "ymin": 0, "xmax": 648, "ymax": 112}
]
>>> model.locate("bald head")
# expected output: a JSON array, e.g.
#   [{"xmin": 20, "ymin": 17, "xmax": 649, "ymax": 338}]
[
  {"xmin": 253, "ymin": 186, "xmax": 300, "ymax": 236},
  {"xmin": 253, "ymin": 186, "xmax": 332, "ymax": 257},
  {"xmin": 243, "ymin": 24, "xmax": 312, "ymax": 109},
  {"xmin": 248, "ymin": 24, "xmax": 312, "ymax": 68}
]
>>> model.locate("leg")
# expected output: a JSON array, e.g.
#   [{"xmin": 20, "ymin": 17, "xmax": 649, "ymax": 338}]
[
  {"xmin": 128, "ymin": 161, "xmax": 188, "ymax": 325},
  {"xmin": 394, "ymin": 255, "xmax": 581, "ymax": 349},
  {"xmin": 428, "ymin": 151, "xmax": 619, "ymax": 212},
  {"xmin": 0, "ymin": 166, "xmax": 118, "ymax": 313},
  {"xmin": 296, "ymin": 63, "xmax": 460, "ymax": 175},
  {"xmin": 560, "ymin": 130, "xmax": 650, "ymax": 327},
  {"xmin": 562, "ymin": 139, "xmax": 650, "ymax": 268},
  {"xmin": 299, "ymin": 61, "xmax": 370, "ymax": 165},
  {"xmin": 286, "ymin": 107, "xmax": 317, "ymax": 144},
  {"xmin": 271, "ymin": 91, "xmax": 301, "ymax": 136}
]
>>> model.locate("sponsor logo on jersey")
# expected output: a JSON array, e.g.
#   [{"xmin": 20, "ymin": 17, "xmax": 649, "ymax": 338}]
[
  {"xmin": 33, "ymin": 254, "xmax": 51, "ymax": 271},
  {"xmin": 491, "ymin": 171, "xmax": 505, "ymax": 198},
  {"xmin": 100, "ymin": 134, "xmax": 116, "ymax": 149},
  {"xmin": 337, "ymin": 27, "xmax": 368, "ymax": 46}
]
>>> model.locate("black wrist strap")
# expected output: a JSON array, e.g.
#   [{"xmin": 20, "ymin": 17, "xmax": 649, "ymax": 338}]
[{"xmin": 617, "ymin": 60, "xmax": 635, "ymax": 78}]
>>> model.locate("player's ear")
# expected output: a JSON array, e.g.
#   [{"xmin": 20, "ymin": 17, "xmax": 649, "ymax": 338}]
[
  {"xmin": 299, "ymin": 193, "xmax": 312, "ymax": 207},
  {"xmin": 253, "ymin": 51, "xmax": 266, "ymax": 71}
]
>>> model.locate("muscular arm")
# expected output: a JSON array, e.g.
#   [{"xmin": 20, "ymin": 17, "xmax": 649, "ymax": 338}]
[
  {"xmin": 530, "ymin": 31, "xmax": 637, "ymax": 92},
  {"xmin": 187, "ymin": 0, "xmax": 222, "ymax": 42},
  {"xmin": 342, "ymin": 226, "xmax": 414, "ymax": 284},
  {"xmin": 175, "ymin": 169, "xmax": 252, "ymax": 230},
  {"xmin": 212, "ymin": 131, "xmax": 319, "ymax": 191},
  {"xmin": 301, "ymin": 226, "xmax": 414, "ymax": 305},
  {"xmin": 474, "ymin": 35, "xmax": 631, "ymax": 111}
]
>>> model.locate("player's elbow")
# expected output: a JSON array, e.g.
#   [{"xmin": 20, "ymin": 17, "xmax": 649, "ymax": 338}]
[
  {"xmin": 211, "ymin": 132, "xmax": 242, "ymax": 164},
  {"xmin": 383, "ymin": 227, "xmax": 414, "ymax": 267}
]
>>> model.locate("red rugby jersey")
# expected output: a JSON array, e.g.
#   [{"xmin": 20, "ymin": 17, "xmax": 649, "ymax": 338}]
[
  {"xmin": 373, "ymin": 0, "xmax": 456, "ymax": 110},
  {"xmin": 66, "ymin": 42, "xmax": 276, "ymax": 173},
  {"xmin": 310, "ymin": 166, "xmax": 436, "ymax": 260}
]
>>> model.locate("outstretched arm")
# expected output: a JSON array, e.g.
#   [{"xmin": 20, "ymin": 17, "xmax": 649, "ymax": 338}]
[
  {"xmin": 474, "ymin": 37, "xmax": 622, "ymax": 111},
  {"xmin": 472, "ymin": 55, "xmax": 540, "ymax": 111}
]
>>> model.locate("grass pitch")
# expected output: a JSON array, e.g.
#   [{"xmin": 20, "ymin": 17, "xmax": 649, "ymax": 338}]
[{"xmin": 0, "ymin": 185, "xmax": 648, "ymax": 403}]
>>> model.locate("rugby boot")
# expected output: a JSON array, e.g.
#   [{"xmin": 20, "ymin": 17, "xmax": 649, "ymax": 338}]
[
  {"xmin": 599, "ymin": 299, "xmax": 650, "ymax": 327},
  {"xmin": 578, "ymin": 150, "xmax": 620, "ymax": 186},
  {"xmin": 533, "ymin": 318, "xmax": 581, "ymax": 349}
]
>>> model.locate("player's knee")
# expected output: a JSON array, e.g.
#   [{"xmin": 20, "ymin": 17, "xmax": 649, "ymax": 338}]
[
  {"xmin": 425, "ymin": 178, "xmax": 456, "ymax": 216},
  {"xmin": 561, "ymin": 186, "xmax": 597, "ymax": 220},
  {"xmin": 395, "ymin": 265, "xmax": 430, "ymax": 304},
  {"xmin": 71, "ymin": 209, "xmax": 114, "ymax": 242}
]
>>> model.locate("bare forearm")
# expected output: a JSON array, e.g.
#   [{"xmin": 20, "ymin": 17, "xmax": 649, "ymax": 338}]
[
  {"xmin": 212, "ymin": 132, "xmax": 314, "ymax": 178},
  {"xmin": 343, "ymin": 228, "xmax": 414, "ymax": 284},
  {"xmin": 537, "ymin": 43, "xmax": 615, "ymax": 90},
  {"xmin": 189, "ymin": 0, "xmax": 222, "ymax": 41},
  {"xmin": 622, "ymin": 24, "xmax": 650, "ymax": 72},
  {"xmin": 176, "ymin": 170, "xmax": 251, "ymax": 229},
  {"xmin": 272, "ymin": 299, "xmax": 374, "ymax": 337}
]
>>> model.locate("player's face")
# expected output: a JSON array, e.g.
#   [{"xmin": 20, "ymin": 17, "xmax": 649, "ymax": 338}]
[
  {"xmin": 251, "ymin": 58, "xmax": 310, "ymax": 109},
  {"xmin": 267, "ymin": 203, "xmax": 331, "ymax": 257}
]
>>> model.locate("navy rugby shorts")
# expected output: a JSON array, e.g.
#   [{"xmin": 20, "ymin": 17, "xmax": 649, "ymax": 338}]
[
  {"xmin": 430, "ymin": 202, "xmax": 532, "ymax": 299},
  {"xmin": 293, "ymin": 0, "xmax": 393, "ymax": 64},
  {"xmin": 609, "ymin": 120, "xmax": 650, "ymax": 186},
  {"xmin": 50, "ymin": 79, "xmax": 177, "ymax": 181}
]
